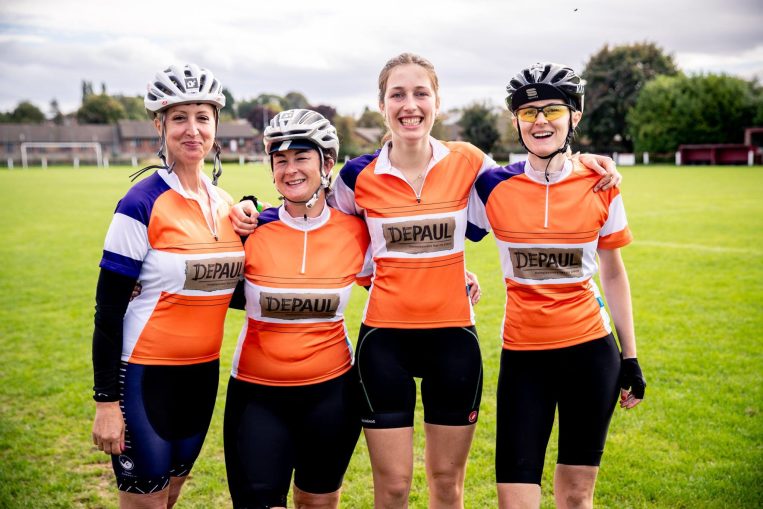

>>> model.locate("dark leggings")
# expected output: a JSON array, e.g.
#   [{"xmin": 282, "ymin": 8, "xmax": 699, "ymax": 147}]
[
  {"xmin": 224, "ymin": 371, "xmax": 361, "ymax": 509},
  {"xmin": 355, "ymin": 324, "xmax": 483, "ymax": 428},
  {"xmin": 495, "ymin": 334, "xmax": 621, "ymax": 485}
]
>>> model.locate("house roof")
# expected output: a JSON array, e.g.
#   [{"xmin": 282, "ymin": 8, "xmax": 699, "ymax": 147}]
[
  {"xmin": 0, "ymin": 124, "xmax": 117, "ymax": 143},
  {"xmin": 355, "ymin": 127, "xmax": 383, "ymax": 144}
]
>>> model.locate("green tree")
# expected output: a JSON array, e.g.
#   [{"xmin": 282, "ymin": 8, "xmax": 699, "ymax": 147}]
[
  {"xmin": 753, "ymin": 82, "xmax": 763, "ymax": 125},
  {"xmin": 333, "ymin": 114, "xmax": 361, "ymax": 158},
  {"xmin": 458, "ymin": 102, "xmax": 500, "ymax": 153},
  {"xmin": 222, "ymin": 88, "xmax": 236, "ymax": 119},
  {"xmin": 81, "ymin": 80, "xmax": 94, "ymax": 102},
  {"xmin": 114, "ymin": 95, "xmax": 147, "ymax": 120},
  {"xmin": 312, "ymin": 104, "xmax": 337, "ymax": 122},
  {"xmin": 9, "ymin": 101, "xmax": 45, "ymax": 123},
  {"xmin": 49, "ymin": 99, "xmax": 65, "ymax": 125},
  {"xmin": 283, "ymin": 91, "xmax": 310, "ymax": 110},
  {"xmin": 628, "ymin": 73, "xmax": 759, "ymax": 153},
  {"xmin": 77, "ymin": 94, "xmax": 126, "ymax": 124},
  {"xmin": 580, "ymin": 42, "xmax": 678, "ymax": 152},
  {"xmin": 357, "ymin": 106, "xmax": 385, "ymax": 129}
]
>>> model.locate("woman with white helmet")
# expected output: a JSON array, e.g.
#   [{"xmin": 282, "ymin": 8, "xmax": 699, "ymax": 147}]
[
  {"xmin": 91, "ymin": 63, "xmax": 244, "ymax": 508},
  {"xmin": 468, "ymin": 62, "xmax": 646, "ymax": 508},
  {"xmin": 223, "ymin": 109, "xmax": 371, "ymax": 509}
]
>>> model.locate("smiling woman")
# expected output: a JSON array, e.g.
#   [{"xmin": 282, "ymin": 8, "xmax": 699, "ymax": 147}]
[
  {"xmin": 223, "ymin": 109, "xmax": 371, "ymax": 509},
  {"xmin": 90, "ymin": 63, "xmax": 244, "ymax": 509},
  {"xmin": 468, "ymin": 62, "xmax": 646, "ymax": 509}
]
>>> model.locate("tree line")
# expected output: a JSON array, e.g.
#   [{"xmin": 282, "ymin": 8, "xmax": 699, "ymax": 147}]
[{"xmin": 3, "ymin": 42, "xmax": 763, "ymax": 157}]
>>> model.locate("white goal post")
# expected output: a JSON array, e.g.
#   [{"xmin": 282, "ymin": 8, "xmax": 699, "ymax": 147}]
[{"xmin": 20, "ymin": 142, "xmax": 103, "ymax": 168}]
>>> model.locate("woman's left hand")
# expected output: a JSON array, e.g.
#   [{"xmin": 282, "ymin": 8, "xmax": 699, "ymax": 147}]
[
  {"xmin": 576, "ymin": 153, "xmax": 622, "ymax": 191},
  {"xmin": 466, "ymin": 270, "xmax": 481, "ymax": 305}
]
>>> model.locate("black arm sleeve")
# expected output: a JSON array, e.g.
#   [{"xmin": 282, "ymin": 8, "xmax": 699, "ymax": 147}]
[
  {"xmin": 92, "ymin": 268, "xmax": 137, "ymax": 402},
  {"xmin": 229, "ymin": 277, "xmax": 246, "ymax": 311}
]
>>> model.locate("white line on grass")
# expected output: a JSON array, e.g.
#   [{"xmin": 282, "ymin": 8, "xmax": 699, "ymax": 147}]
[{"xmin": 634, "ymin": 240, "xmax": 762, "ymax": 255}]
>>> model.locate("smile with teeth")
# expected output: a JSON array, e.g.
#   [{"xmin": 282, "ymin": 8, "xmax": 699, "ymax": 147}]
[
  {"xmin": 400, "ymin": 117, "xmax": 423, "ymax": 126},
  {"xmin": 285, "ymin": 178, "xmax": 306, "ymax": 186},
  {"xmin": 532, "ymin": 131, "xmax": 554, "ymax": 139}
]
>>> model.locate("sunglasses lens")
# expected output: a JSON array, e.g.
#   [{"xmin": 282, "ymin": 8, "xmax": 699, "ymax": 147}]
[
  {"xmin": 516, "ymin": 105, "xmax": 568, "ymax": 122},
  {"xmin": 543, "ymin": 105, "xmax": 567, "ymax": 121},
  {"xmin": 517, "ymin": 108, "xmax": 538, "ymax": 122}
]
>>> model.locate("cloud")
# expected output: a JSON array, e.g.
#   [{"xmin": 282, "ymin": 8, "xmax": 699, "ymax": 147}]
[{"xmin": 1, "ymin": 0, "xmax": 761, "ymax": 115}]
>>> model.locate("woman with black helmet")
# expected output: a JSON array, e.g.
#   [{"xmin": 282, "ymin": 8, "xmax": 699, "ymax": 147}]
[
  {"xmin": 468, "ymin": 62, "xmax": 646, "ymax": 508},
  {"xmin": 223, "ymin": 109, "xmax": 371, "ymax": 509},
  {"xmin": 90, "ymin": 64, "xmax": 244, "ymax": 508}
]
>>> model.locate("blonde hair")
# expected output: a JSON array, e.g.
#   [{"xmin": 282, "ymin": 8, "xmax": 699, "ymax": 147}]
[{"xmin": 378, "ymin": 52, "xmax": 440, "ymax": 105}]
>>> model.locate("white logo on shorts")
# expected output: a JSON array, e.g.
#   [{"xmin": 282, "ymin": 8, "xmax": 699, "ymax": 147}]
[{"xmin": 119, "ymin": 455, "xmax": 135, "ymax": 471}]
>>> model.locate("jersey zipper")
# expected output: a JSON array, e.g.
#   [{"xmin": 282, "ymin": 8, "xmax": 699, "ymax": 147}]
[
  {"xmin": 188, "ymin": 196, "xmax": 219, "ymax": 240},
  {"xmin": 397, "ymin": 173, "xmax": 426, "ymax": 203},
  {"xmin": 544, "ymin": 179, "xmax": 550, "ymax": 229},
  {"xmin": 300, "ymin": 216, "xmax": 308, "ymax": 274}
]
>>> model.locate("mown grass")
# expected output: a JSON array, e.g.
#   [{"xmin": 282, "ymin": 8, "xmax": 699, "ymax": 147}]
[{"xmin": 0, "ymin": 164, "xmax": 761, "ymax": 508}]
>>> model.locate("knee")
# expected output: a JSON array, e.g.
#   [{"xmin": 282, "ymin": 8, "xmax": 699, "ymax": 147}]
[
  {"xmin": 428, "ymin": 469, "xmax": 464, "ymax": 504},
  {"xmin": 293, "ymin": 486, "xmax": 340, "ymax": 509},
  {"xmin": 378, "ymin": 475, "xmax": 413, "ymax": 503},
  {"xmin": 557, "ymin": 481, "xmax": 594, "ymax": 509}
]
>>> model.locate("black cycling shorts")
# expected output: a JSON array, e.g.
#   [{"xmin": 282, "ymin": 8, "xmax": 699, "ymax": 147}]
[
  {"xmin": 355, "ymin": 324, "xmax": 483, "ymax": 428},
  {"xmin": 112, "ymin": 360, "xmax": 219, "ymax": 493},
  {"xmin": 223, "ymin": 371, "xmax": 361, "ymax": 508},
  {"xmin": 495, "ymin": 334, "xmax": 621, "ymax": 485}
]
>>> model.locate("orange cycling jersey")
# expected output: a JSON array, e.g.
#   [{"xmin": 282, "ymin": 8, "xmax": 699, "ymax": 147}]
[
  {"xmin": 231, "ymin": 205, "xmax": 371, "ymax": 386},
  {"xmin": 331, "ymin": 138, "xmax": 496, "ymax": 329},
  {"xmin": 99, "ymin": 168, "xmax": 244, "ymax": 365},
  {"xmin": 468, "ymin": 159, "xmax": 632, "ymax": 350}
]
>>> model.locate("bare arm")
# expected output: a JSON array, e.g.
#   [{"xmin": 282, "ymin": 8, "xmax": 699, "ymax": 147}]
[
  {"xmin": 598, "ymin": 248, "xmax": 636, "ymax": 357},
  {"xmin": 598, "ymin": 248, "xmax": 644, "ymax": 409}
]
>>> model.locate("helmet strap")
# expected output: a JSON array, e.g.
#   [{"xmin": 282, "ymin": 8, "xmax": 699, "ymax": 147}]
[
  {"xmin": 129, "ymin": 112, "xmax": 175, "ymax": 182},
  {"xmin": 516, "ymin": 115, "xmax": 574, "ymax": 180},
  {"xmin": 211, "ymin": 141, "xmax": 223, "ymax": 186},
  {"xmin": 273, "ymin": 150, "xmax": 331, "ymax": 209}
]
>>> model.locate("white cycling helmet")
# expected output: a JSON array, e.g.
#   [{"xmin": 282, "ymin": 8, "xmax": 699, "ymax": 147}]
[
  {"xmin": 264, "ymin": 109, "xmax": 339, "ymax": 160},
  {"xmin": 506, "ymin": 62, "xmax": 585, "ymax": 113},
  {"xmin": 264, "ymin": 109, "xmax": 339, "ymax": 209},
  {"xmin": 144, "ymin": 63, "xmax": 225, "ymax": 113}
]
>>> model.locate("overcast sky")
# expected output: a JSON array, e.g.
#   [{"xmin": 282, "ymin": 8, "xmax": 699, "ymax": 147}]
[{"xmin": 1, "ymin": 0, "xmax": 761, "ymax": 117}]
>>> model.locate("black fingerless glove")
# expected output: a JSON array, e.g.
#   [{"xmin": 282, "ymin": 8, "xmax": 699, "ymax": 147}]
[
  {"xmin": 240, "ymin": 195, "xmax": 261, "ymax": 212},
  {"xmin": 620, "ymin": 357, "xmax": 646, "ymax": 399}
]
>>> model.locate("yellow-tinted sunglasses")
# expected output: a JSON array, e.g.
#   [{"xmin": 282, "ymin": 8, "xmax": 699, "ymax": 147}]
[{"xmin": 515, "ymin": 104, "xmax": 570, "ymax": 122}]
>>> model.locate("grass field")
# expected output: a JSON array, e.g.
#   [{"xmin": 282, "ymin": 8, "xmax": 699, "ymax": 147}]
[{"xmin": 0, "ymin": 163, "xmax": 761, "ymax": 508}]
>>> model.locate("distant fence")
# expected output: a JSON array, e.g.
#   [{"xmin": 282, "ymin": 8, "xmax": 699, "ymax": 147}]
[{"xmin": 677, "ymin": 144, "xmax": 760, "ymax": 166}]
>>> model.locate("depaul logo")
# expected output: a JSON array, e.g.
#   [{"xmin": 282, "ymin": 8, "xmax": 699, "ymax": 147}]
[
  {"xmin": 382, "ymin": 217, "xmax": 456, "ymax": 254},
  {"xmin": 119, "ymin": 455, "xmax": 135, "ymax": 471}
]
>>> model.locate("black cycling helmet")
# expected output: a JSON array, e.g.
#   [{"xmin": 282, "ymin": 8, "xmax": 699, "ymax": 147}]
[
  {"xmin": 506, "ymin": 62, "xmax": 585, "ymax": 113},
  {"xmin": 505, "ymin": 62, "xmax": 585, "ymax": 165}
]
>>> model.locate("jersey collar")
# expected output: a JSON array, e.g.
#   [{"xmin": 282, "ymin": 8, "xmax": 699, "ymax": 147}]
[
  {"xmin": 277, "ymin": 202, "xmax": 331, "ymax": 231},
  {"xmin": 158, "ymin": 167, "xmax": 223, "ymax": 205},
  {"xmin": 523, "ymin": 158, "xmax": 573, "ymax": 185},
  {"xmin": 374, "ymin": 136, "xmax": 450, "ymax": 178}
]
